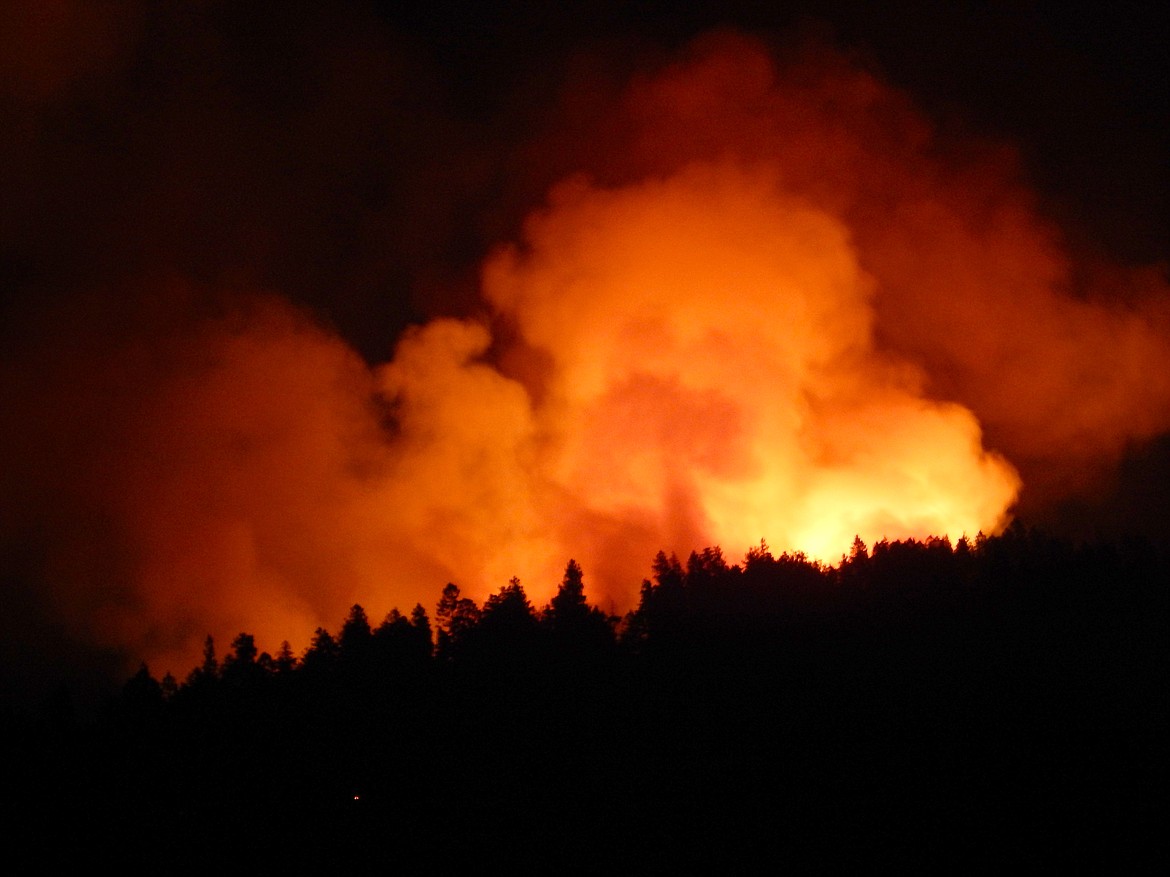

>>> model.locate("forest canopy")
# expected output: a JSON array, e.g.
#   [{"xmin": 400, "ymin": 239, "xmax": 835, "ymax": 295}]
[{"xmin": 10, "ymin": 527, "xmax": 1165, "ymax": 869}]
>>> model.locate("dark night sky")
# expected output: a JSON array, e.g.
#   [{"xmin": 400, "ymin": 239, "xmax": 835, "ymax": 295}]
[
  {"xmin": 1, "ymin": 1, "xmax": 1167, "ymax": 705},
  {"xmin": 4, "ymin": 3, "xmax": 1165, "ymax": 339},
  {"xmin": 4, "ymin": 2, "xmax": 1164, "ymax": 356}
]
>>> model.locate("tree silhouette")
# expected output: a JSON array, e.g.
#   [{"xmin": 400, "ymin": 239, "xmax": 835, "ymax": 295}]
[
  {"xmin": 75, "ymin": 528, "xmax": 1167, "ymax": 871},
  {"xmin": 123, "ymin": 663, "xmax": 163, "ymax": 711},
  {"xmin": 435, "ymin": 583, "xmax": 480, "ymax": 660},
  {"xmin": 479, "ymin": 577, "xmax": 537, "ymax": 636},
  {"xmin": 274, "ymin": 640, "xmax": 297, "ymax": 674},
  {"xmin": 409, "ymin": 603, "xmax": 433, "ymax": 657},
  {"xmin": 222, "ymin": 633, "xmax": 263, "ymax": 686},
  {"xmin": 302, "ymin": 627, "xmax": 340, "ymax": 673},
  {"xmin": 623, "ymin": 551, "xmax": 687, "ymax": 649},
  {"xmin": 340, "ymin": 604, "xmax": 373, "ymax": 658},
  {"xmin": 461, "ymin": 577, "xmax": 541, "ymax": 672},
  {"xmin": 547, "ymin": 559, "xmax": 588, "ymax": 627},
  {"xmin": 184, "ymin": 634, "xmax": 220, "ymax": 689},
  {"xmin": 544, "ymin": 559, "xmax": 615, "ymax": 656}
]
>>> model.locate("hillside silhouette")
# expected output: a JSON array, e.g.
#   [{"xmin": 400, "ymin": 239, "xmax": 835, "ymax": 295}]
[{"xmin": 7, "ymin": 525, "xmax": 1166, "ymax": 870}]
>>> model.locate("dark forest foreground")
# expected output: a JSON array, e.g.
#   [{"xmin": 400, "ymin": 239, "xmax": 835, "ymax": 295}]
[{"xmin": 6, "ymin": 526, "xmax": 1166, "ymax": 872}]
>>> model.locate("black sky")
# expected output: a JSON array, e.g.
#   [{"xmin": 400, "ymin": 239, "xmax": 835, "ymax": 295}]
[{"xmin": 3, "ymin": 2, "xmax": 1164, "ymax": 359}]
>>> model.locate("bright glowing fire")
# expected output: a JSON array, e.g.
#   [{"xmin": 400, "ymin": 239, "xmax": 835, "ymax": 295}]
[
  {"xmin": 475, "ymin": 162, "xmax": 1019, "ymax": 562},
  {"xmin": 374, "ymin": 158, "xmax": 1022, "ymax": 619},
  {"xmin": 4, "ymin": 31, "xmax": 1168, "ymax": 677}
]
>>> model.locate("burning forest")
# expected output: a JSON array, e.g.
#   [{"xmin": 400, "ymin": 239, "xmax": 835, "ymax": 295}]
[{"xmin": 0, "ymin": 2, "xmax": 1166, "ymax": 866}]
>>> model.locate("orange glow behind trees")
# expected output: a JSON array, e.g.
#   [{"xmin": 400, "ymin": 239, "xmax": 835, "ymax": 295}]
[
  {"xmin": 472, "ymin": 162, "xmax": 1020, "ymax": 571},
  {"xmin": 3, "ymin": 31, "xmax": 1167, "ymax": 678}
]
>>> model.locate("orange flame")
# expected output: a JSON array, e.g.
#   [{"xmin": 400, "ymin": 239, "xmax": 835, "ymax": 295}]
[
  {"xmin": 381, "ymin": 161, "xmax": 1019, "ymax": 608},
  {"xmin": 4, "ymin": 31, "xmax": 1167, "ymax": 678}
]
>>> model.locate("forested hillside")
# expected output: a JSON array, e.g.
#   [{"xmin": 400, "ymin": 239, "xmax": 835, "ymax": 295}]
[{"xmin": 8, "ymin": 526, "xmax": 1166, "ymax": 869}]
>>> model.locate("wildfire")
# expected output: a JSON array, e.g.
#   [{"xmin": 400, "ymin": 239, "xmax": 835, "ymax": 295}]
[{"xmin": 4, "ymin": 29, "xmax": 1167, "ymax": 678}]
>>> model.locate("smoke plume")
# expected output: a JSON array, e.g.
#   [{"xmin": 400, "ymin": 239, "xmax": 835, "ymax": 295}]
[{"xmin": 2, "ymin": 25, "xmax": 1167, "ymax": 681}]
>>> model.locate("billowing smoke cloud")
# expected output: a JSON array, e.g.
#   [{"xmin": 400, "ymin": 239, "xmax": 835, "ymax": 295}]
[
  {"xmin": 516, "ymin": 32, "xmax": 1170, "ymax": 496},
  {"xmin": 1, "ymin": 291, "xmax": 403, "ymax": 678},
  {"xmin": 475, "ymin": 163, "xmax": 1019, "ymax": 577},
  {"xmin": 2, "ymin": 25, "xmax": 1167, "ymax": 682}
]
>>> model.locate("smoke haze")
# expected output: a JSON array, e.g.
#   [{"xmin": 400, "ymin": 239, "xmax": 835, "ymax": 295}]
[{"xmin": 1, "ymin": 5, "xmax": 1166, "ymax": 690}]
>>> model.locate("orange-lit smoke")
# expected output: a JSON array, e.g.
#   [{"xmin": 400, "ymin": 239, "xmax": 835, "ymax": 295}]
[
  {"xmin": 472, "ymin": 163, "xmax": 1019, "ymax": 574},
  {"xmin": 3, "ymin": 31, "xmax": 1168, "ymax": 677},
  {"xmin": 521, "ymin": 33, "xmax": 1170, "ymax": 497},
  {"xmin": 1, "ymin": 294, "xmax": 411, "ymax": 675}
]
